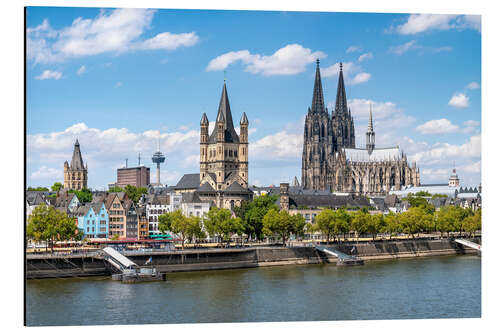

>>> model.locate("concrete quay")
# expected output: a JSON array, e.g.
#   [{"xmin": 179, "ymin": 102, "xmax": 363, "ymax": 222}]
[{"xmin": 26, "ymin": 238, "xmax": 480, "ymax": 279}]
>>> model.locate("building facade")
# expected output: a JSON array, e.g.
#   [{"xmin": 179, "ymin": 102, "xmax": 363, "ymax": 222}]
[
  {"xmin": 301, "ymin": 60, "xmax": 420, "ymax": 195},
  {"xmin": 116, "ymin": 166, "xmax": 150, "ymax": 188},
  {"xmin": 175, "ymin": 82, "xmax": 253, "ymax": 210},
  {"xmin": 75, "ymin": 202, "xmax": 108, "ymax": 239},
  {"xmin": 104, "ymin": 193, "xmax": 127, "ymax": 239},
  {"xmin": 64, "ymin": 139, "xmax": 88, "ymax": 190}
]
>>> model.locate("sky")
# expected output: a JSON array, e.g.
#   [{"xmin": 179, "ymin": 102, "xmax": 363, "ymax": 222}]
[{"xmin": 26, "ymin": 7, "xmax": 481, "ymax": 190}]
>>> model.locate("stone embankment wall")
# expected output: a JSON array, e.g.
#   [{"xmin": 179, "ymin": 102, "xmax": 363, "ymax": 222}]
[{"xmin": 26, "ymin": 238, "xmax": 480, "ymax": 279}]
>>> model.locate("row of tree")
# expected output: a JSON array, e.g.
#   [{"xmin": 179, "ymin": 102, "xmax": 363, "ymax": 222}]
[
  {"xmin": 158, "ymin": 204, "xmax": 481, "ymax": 247},
  {"xmin": 26, "ymin": 204, "xmax": 80, "ymax": 251},
  {"xmin": 309, "ymin": 205, "xmax": 481, "ymax": 243}
]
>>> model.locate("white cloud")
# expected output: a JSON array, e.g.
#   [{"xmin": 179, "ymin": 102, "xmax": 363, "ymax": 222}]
[
  {"xmin": 391, "ymin": 14, "xmax": 481, "ymax": 35},
  {"xmin": 346, "ymin": 46, "xmax": 362, "ymax": 53},
  {"xmin": 139, "ymin": 32, "xmax": 199, "ymax": 50},
  {"xmin": 416, "ymin": 119, "xmax": 459, "ymax": 134},
  {"xmin": 31, "ymin": 166, "xmax": 60, "ymax": 181},
  {"xmin": 457, "ymin": 15, "xmax": 481, "ymax": 33},
  {"xmin": 27, "ymin": 9, "xmax": 199, "ymax": 64},
  {"xmin": 358, "ymin": 52, "xmax": 373, "ymax": 62},
  {"xmin": 77, "ymin": 65, "xmax": 86, "ymax": 75},
  {"xmin": 462, "ymin": 120, "xmax": 481, "ymax": 134},
  {"xmin": 206, "ymin": 44, "xmax": 326, "ymax": 76},
  {"xmin": 466, "ymin": 81, "xmax": 480, "ymax": 90},
  {"xmin": 206, "ymin": 50, "xmax": 253, "ymax": 71},
  {"xmin": 389, "ymin": 40, "xmax": 421, "ymax": 55},
  {"xmin": 350, "ymin": 72, "xmax": 371, "ymax": 85},
  {"xmin": 340, "ymin": 99, "xmax": 415, "ymax": 126},
  {"xmin": 412, "ymin": 135, "xmax": 481, "ymax": 165},
  {"xmin": 395, "ymin": 14, "xmax": 458, "ymax": 35},
  {"xmin": 251, "ymin": 131, "xmax": 303, "ymax": 159},
  {"xmin": 432, "ymin": 46, "xmax": 453, "ymax": 53},
  {"xmin": 322, "ymin": 62, "xmax": 371, "ymax": 85},
  {"xmin": 34, "ymin": 70, "xmax": 62, "ymax": 80},
  {"xmin": 464, "ymin": 120, "xmax": 480, "ymax": 127},
  {"xmin": 448, "ymin": 93, "xmax": 470, "ymax": 108},
  {"xmin": 27, "ymin": 123, "xmax": 201, "ymax": 187}
]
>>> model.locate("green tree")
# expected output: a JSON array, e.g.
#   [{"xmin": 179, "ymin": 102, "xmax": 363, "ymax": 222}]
[
  {"xmin": 291, "ymin": 213, "xmax": 306, "ymax": 239},
  {"xmin": 351, "ymin": 210, "xmax": 370, "ymax": 241},
  {"xmin": 204, "ymin": 207, "xmax": 245, "ymax": 246},
  {"xmin": 27, "ymin": 186, "xmax": 49, "ymax": 192},
  {"xmin": 158, "ymin": 210, "xmax": 192, "ymax": 250},
  {"xmin": 123, "ymin": 185, "xmax": 148, "ymax": 204},
  {"xmin": 262, "ymin": 209, "xmax": 296, "ymax": 246},
  {"xmin": 400, "ymin": 207, "xmax": 431, "ymax": 238},
  {"xmin": 108, "ymin": 186, "xmax": 124, "ymax": 193},
  {"xmin": 242, "ymin": 195, "xmax": 279, "ymax": 240},
  {"xmin": 186, "ymin": 216, "xmax": 207, "ymax": 245},
  {"xmin": 27, "ymin": 204, "xmax": 78, "ymax": 251},
  {"xmin": 384, "ymin": 212, "xmax": 401, "ymax": 239},
  {"xmin": 407, "ymin": 196, "xmax": 435, "ymax": 215},
  {"xmin": 69, "ymin": 188, "xmax": 92, "ymax": 203},
  {"xmin": 314, "ymin": 209, "xmax": 336, "ymax": 243},
  {"xmin": 366, "ymin": 213, "xmax": 385, "ymax": 241},
  {"xmin": 51, "ymin": 182, "xmax": 63, "ymax": 192}
]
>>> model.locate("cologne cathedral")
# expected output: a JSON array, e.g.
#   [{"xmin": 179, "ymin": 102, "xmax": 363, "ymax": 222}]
[{"xmin": 301, "ymin": 60, "xmax": 420, "ymax": 195}]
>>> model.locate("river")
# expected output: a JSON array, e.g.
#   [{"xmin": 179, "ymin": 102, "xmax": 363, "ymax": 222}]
[{"xmin": 26, "ymin": 255, "xmax": 481, "ymax": 326}]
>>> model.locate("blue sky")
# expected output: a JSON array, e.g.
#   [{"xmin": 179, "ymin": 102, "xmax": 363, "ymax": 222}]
[{"xmin": 26, "ymin": 7, "xmax": 481, "ymax": 189}]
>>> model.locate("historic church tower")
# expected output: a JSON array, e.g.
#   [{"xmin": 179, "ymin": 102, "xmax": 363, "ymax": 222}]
[
  {"xmin": 64, "ymin": 139, "xmax": 88, "ymax": 190},
  {"xmin": 302, "ymin": 59, "xmax": 332, "ymax": 190},
  {"xmin": 199, "ymin": 82, "xmax": 249, "ymax": 191},
  {"xmin": 332, "ymin": 62, "xmax": 356, "ymax": 151}
]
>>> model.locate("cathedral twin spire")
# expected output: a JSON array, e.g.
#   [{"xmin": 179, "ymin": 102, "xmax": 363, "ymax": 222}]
[{"xmin": 311, "ymin": 59, "xmax": 326, "ymax": 114}]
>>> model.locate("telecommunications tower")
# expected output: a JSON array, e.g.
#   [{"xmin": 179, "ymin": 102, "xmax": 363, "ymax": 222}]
[{"xmin": 151, "ymin": 137, "xmax": 165, "ymax": 186}]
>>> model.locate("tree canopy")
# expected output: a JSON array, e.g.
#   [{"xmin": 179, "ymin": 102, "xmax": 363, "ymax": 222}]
[
  {"xmin": 27, "ymin": 203, "xmax": 78, "ymax": 250},
  {"xmin": 234, "ymin": 195, "xmax": 279, "ymax": 240},
  {"xmin": 159, "ymin": 210, "xmax": 207, "ymax": 249},
  {"xmin": 204, "ymin": 207, "xmax": 245, "ymax": 245},
  {"xmin": 124, "ymin": 185, "xmax": 148, "ymax": 203},
  {"xmin": 108, "ymin": 186, "xmax": 124, "ymax": 193},
  {"xmin": 262, "ymin": 209, "xmax": 304, "ymax": 246},
  {"xmin": 27, "ymin": 186, "xmax": 49, "ymax": 192},
  {"xmin": 51, "ymin": 182, "xmax": 63, "ymax": 192},
  {"xmin": 68, "ymin": 188, "xmax": 92, "ymax": 203}
]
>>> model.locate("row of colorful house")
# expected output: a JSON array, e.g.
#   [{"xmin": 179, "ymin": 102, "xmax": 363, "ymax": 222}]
[{"xmin": 26, "ymin": 189, "xmax": 211, "ymax": 240}]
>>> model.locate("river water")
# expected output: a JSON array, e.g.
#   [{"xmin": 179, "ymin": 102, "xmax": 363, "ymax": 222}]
[{"xmin": 26, "ymin": 255, "xmax": 481, "ymax": 326}]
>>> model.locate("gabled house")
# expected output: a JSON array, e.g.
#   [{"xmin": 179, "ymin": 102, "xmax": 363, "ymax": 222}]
[
  {"xmin": 26, "ymin": 191, "xmax": 50, "ymax": 217},
  {"xmin": 105, "ymin": 193, "xmax": 127, "ymax": 239},
  {"xmin": 75, "ymin": 202, "xmax": 109, "ymax": 239},
  {"xmin": 125, "ymin": 200, "xmax": 139, "ymax": 239}
]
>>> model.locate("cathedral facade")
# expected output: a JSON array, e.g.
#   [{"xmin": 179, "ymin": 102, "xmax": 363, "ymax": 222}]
[
  {"xmin": 64, "ymin": 139, "xmax": 88, "ymax": 190},
  {"xmin": 301, "ymin": 60, "xmax": 420, "ymax": 195}
]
